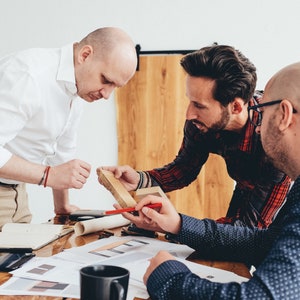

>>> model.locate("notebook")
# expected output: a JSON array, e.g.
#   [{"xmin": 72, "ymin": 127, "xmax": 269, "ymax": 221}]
[{"xmin": 0, "ymin": 223, "xmax": 73, "ymax": 251}]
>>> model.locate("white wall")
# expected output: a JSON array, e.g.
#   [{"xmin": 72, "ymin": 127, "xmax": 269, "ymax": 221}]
[{"xmin": 1, "ymin": 0, "xmax": 300, "ymax": 223}]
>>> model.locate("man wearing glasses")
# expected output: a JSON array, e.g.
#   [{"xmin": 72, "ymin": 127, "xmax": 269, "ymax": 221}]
[
  {"xmin": 99, "ymin": 45, "xmax": 291, "ymax": 229},
  {"xmin": 121, "ymin": 62, "xmax": 300, "ymax": 300},
  {"xmin": 248, "ymin": 99, "xmax": 297, "ymax": 127}
]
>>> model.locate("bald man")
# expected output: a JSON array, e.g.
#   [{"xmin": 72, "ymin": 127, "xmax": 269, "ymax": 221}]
[
  {"xmin": 0, "ymin": 27, "xmax": 137, "ymax": 229},
  {"xmin": 118, "ymin": 62, "xmax": 300, "ymax": 299}
]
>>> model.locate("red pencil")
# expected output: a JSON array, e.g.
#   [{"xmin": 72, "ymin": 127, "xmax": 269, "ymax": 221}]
[{"xmin": 105, "ymin": 203, "xmax": 162, "ymax": 215}]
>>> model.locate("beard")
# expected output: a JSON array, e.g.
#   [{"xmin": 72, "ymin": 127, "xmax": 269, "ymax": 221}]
[
  {"xmin": 192, "ymin": 106, "xmax": 230, "ymax": 134},
  {"xmin": 261, "ymin": 119, "xmax": 287, "ymax": 172}
]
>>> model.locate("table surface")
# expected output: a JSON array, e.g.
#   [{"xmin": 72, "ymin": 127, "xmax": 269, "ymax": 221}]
[{"xmin": 0, "ymin": 216, "xmax": 252, "ymax": 299}]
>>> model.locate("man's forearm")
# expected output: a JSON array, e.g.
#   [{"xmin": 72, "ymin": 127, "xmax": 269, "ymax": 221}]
[
  {"xmin": 0, "ymin": 154, "xmax": 47, "ymax": 184},
  {"xmin": 52, "ymin": 188, "xmax": 69, "ymax": 213}
]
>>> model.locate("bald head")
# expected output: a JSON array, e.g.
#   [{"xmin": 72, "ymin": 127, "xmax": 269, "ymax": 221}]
[
  {"xmin": 265, "ymin": 62, "xmax": 300, "ymax": 110},
  {"xmin": 75, "ymin": 27, "xmax": 137, "ymax": 86},
  {"xmin": 79, "ymin": 27, "xmax": 135, "ymax": 58},
  {"xmin": 259, "ymin": 61, "xmax": 300, "ymax": 180},
  {"xmin": 81, "ymin": 27, "xmax": 136, "ymax": 76},
  {"xmin": 73, "ymin": 27, "xmax": 137, "ymax": 102}
]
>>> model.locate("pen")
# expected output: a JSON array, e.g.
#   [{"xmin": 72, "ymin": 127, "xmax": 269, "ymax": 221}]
[
  {"xmin": 105, "ymin": 203, "xmax": 162, "ymax": 215},
  {"xmin": 69, "ymin": 203, "xmax": 163, "ymax": 220}
]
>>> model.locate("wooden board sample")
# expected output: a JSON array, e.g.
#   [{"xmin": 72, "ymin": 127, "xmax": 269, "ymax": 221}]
[
  {"xmin": 135, "ymin": 186, "xmax": 168, "ymax": 202},
  {"xmin": 97, "ymin": 169, "xmax": 137, "ymax": 208}
]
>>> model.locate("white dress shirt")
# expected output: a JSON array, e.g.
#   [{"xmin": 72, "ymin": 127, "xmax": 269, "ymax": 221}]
[{"xmin": 0, "ymin": 44, "xmax": 85, "ymax": 183}]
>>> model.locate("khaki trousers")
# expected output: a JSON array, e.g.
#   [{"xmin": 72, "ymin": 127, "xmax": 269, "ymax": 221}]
[{"xmin": 0, "ymin": 183, "xmax": 32, "ymax": 230}]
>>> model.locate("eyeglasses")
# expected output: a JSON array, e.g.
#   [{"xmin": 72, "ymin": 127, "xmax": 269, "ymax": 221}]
[{"xmin": 248, "ymin": 99, "xmax": 282, "ymax": 127}]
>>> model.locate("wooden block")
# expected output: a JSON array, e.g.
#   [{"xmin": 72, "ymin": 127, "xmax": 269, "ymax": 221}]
[
  {"xmin": 134, "ymin": 186, "xmax": 168, "ymax": 202},
  {"xmin": 97, "ymin": 169, "xmax": 137, "ymax": 208}
]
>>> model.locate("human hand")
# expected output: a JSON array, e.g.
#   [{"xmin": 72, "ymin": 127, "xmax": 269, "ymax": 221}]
[
  {"xmin": 97, "ymin": 165, "xmax": 140, "ymax": 191},
  {"xmin": 52, "ymin": 188, "xmax": 80, "ymax": 215},
  {"xmin": 143, "ymin": 250, "xmax": 176, "ymax": 284},
  {"xmin": 47, "ymin": 159, "xmax": 91, "ymax": 189},
  {"xmin": 114, "ymin": 195, "xmax": 181, "ymax": 234},
  {"xmin": 55, "ymin": 203, "xmax": 80, "ymax": 215}
]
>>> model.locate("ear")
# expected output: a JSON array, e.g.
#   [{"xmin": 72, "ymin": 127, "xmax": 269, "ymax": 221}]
[
  {"xmin": 278, "ymin": 99, "xmax": 294, "ymax": 131},
  {"xmin": 77, "ymin": 45, "xmax": 93, "ymax": 64},
  {"xmin": 230, "ymin": 98, "xmax": 244, "ymax": 114}
]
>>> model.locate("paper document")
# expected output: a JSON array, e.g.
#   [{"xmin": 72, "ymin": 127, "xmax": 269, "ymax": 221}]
[
  {"xmin": 0, "ymin": 223, "xmax": 73, "ymax": 250},
  {"xmin": 74, "ymin": 214, "xmax": 130, "ymax": 236},
  {"xmin": 1, "ymin": 236, "xmax": 249, "ymax": 299}
]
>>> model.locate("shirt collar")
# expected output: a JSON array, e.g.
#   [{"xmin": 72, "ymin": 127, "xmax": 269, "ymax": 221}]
[
  {"xmin": 57, "ymin": 43, "xmax": 77, "ymax": 96},
  {"xmin": 238, "ymin": 92, "xmax": 262, "ymax": 153}
]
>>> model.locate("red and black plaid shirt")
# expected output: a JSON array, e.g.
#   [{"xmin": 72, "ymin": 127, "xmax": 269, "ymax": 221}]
[{"xmin": 147, "ymin": 92, "xmax": 291, "ymax": 228}]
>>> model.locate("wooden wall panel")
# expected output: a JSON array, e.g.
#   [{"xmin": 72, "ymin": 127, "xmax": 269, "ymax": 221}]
[{"xmin": 115, "ymin": 55, "xmax": 234, "ymax": 220}]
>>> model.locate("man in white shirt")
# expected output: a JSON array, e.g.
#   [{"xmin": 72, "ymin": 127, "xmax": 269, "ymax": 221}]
[{"xmin": 0, "ymin": 27, "xmax": 137, "ymax": 229}]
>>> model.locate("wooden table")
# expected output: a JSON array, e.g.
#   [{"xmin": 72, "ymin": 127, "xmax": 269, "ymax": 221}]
[{"xmin": 0, "ymin": 216, "xmax": 252, "ymax": 299}]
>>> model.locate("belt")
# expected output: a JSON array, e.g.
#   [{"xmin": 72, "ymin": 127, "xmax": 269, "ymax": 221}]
[{"xmin": 0, "ymin": 181, "xmax": 18, "ymax": 188}]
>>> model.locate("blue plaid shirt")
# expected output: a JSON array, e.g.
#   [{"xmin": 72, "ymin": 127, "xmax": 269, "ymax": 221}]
[{"xmin": 147, "ymin": 177, "xmax": 300, "ymax": 299}]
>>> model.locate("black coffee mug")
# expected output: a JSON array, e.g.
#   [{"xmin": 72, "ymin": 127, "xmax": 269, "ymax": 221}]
[{"xmin": 80, "ymin": 265, "xmax": 129, "ymax": 300}]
